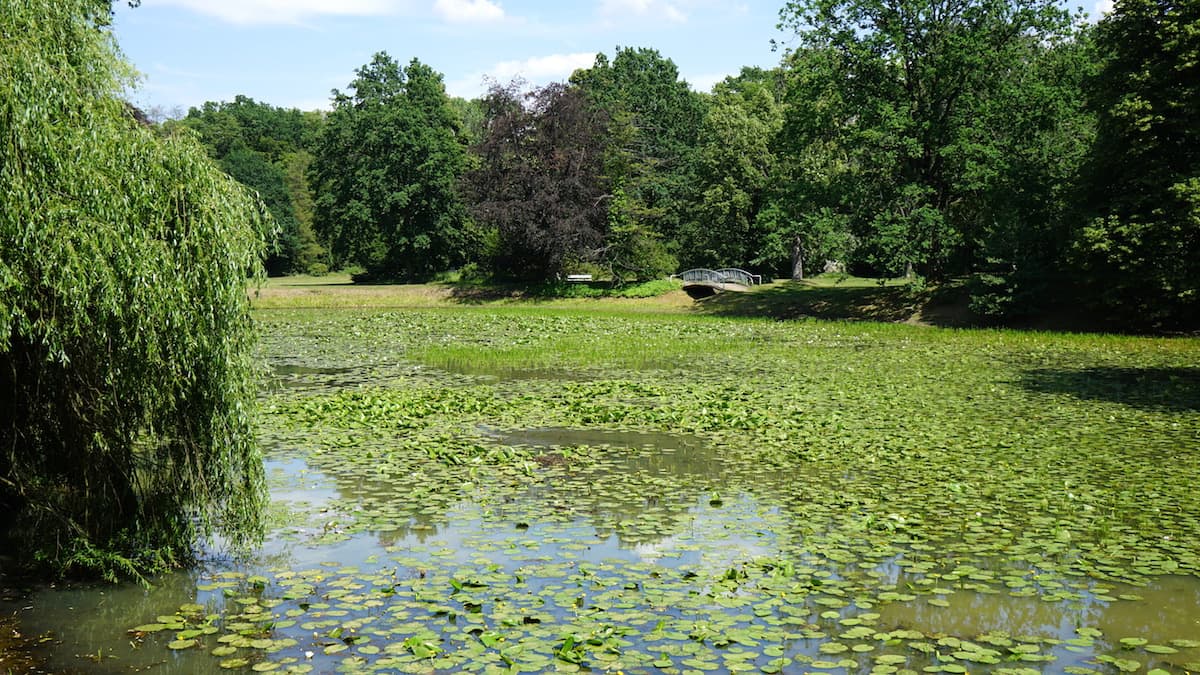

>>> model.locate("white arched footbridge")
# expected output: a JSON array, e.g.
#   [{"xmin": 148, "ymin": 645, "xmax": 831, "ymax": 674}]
[{"xmin": 673, "ymin": 268, "xmax": 762, "ymax": 296}]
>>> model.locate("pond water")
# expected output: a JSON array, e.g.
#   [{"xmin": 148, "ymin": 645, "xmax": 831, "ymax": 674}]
[
  {"xmin": 4, "ymin": 309, "xmax": 1200, "ymax": 674},
  {"xmin": 13, "ymin": 439, "xmax": 1200, "ymax": 674}
]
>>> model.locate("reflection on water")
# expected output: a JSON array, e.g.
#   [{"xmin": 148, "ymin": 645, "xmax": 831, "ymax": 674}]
[
  {"xmin": 431, "ymin": 359, "xmax": 599, "ymax": 381},
  {"xmin": 271, "ymin": 364, "xmax": 355, "ymax": 377},
  {"xmin": 874, "ymin": 577, "xmax": 1200, "ymax": 672},
  {"xmin": 2, "ymin": 455, "xmax": 351, "ymax": 674},
  {"xmin": 265, "ymin": 456, "xmax": 337, "ymax": 508},
  {"xmin": 264, "ymin": 363, "xmax": 375, "ymax": 393},
  {"xmin": 481, "ymin": 425, "xmax": 707, "ymax": 453},
  {"xmin": 7, "ymin": 427, "xmax": 1200, "ymax": 672},
  {"xmin": 1, "ymin": 443, "xmax": 790, "ymax": 674},
  {"xmin": 8, "ymin": 570, "xmax": 219, "ymax": 674},
  {"xmin": 879, "ymin": 576, "xmax": 1200, "ymax": 646},
  {"xmin": 327, "ymin": 424, "xmax": 770, "ymax": 561},
  {"xmin": 8, "ymin": 439, "xmax": 1200, "ymax": 674}
]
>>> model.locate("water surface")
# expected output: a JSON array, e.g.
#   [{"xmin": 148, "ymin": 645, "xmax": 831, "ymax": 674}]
[{"xmin": 6, "ymin": 309, "xmax": 1200, "ymax": 674}]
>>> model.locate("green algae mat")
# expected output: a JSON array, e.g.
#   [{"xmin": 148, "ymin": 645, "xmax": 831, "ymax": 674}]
[{"xmin": 42, "ymin": 308, "xmax": 1200, "ymax": 673}]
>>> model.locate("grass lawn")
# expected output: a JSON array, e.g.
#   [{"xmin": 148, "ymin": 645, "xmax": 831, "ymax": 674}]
[
  {"xmin": 250, "ymin": 273, "xmax": 978, "ymax": 324},
  {"xmin": 251, "ymin": 273, "xmax": 695, "ymax": 313}
]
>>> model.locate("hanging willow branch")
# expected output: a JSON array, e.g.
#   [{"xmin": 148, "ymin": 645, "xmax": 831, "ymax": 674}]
[{"xmin": 0, "ymin": 0, "xmax": 268, "ymax": 579}]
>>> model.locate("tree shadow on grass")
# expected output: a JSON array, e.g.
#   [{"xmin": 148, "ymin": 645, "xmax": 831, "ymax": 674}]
[
  {"xmin": 1020, "ymin": 367, "xmax": 1200, "ymax": 412},
  {"xmin": 690, "ymin": 280, "xmax": 972, "ymax": 326},
  {"xmin": 446, "ymin": 281, "xmax": 616, "ymax": 305},
  {"xmin": 447, "ymin": 283, "xmax": 527, "ymax": 304}
]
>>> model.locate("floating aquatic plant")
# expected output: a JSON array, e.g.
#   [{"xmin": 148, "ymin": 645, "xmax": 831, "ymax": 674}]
[{"xmin": 118, "ymin": 308, "xmax": 1200, "ymax": 673}]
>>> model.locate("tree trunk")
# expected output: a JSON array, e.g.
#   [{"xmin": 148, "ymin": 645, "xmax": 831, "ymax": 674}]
[{"xmin": 791, "ymin": 234, "xmax": 805, "ymax": 280}]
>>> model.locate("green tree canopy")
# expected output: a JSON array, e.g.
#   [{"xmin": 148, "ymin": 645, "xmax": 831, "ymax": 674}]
[
  {"xmin": 679, "ymin": 72, "xmax": 784, "ymax": 270},
  {"xmin": 954, "ymin": 34, "xmax": 1097, "ymax": 318},
  {"xmin": 467, "ymin": 81, "xmax": 612, "ymax": 281},
  {"xmin": 1074, "ymin": 0, "xmax": 1200, "ymax": 327},
  {"xmin": 1, "ymin": 0, "xmax": 267, "ymax": 578},
  {"xmin": 179, "ymin": 95, "xmax": 321, "ymax": 162},
  {"xmin": 220, "ymin": 145, "xmax": 303, "ymax": 275},
  {"xmin": 571, "ymin": 48, "xmax": 707, "ymax": 253},
  {"xmin": 778, "ymin": 0, "xmax": 1077, "ymax": 279},
  {"xmin": 311, "ymin": 54, "xmax": 473, "ymax": 281},
  {"xmin": 571, "ymin": 48, "xmax": 705, "ymax": 155},
  {"xmin": 178, "ymin": 97, "xmax": 326, "ymax": 275}
]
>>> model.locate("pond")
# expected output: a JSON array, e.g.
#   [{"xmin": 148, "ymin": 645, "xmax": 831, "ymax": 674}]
[{"xmin": 4, "ymin": 308, "xmax": 1200, "ymax": 674}]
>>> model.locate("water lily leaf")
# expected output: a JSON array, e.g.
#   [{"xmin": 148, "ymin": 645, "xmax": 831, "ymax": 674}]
[
  {"xmin": 851, "ymin": 644, "xmax": 875, "ymax": 653},
  {"xmin": 819, "ymin": 643, "xmax": 849, "ymax": 654},
  {"xmin": 1144, "ymin": 644, "xmax": 1177, "ymax": 654},
  {"xmin": 113, "ymin": 311, "xmax": 1200, "ymax": 675},
  {"xmin": 1169, "ymin": 639, "xmax": 1200, "ymax": 648},
  {"xmin": 1118, "ymin": 637, "xmax": 1148, "ymax": 648}
]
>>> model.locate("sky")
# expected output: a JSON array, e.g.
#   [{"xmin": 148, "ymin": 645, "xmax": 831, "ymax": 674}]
[{"xmin": 110, "ymin": 0, "xmax": 793, "ymax": 115}]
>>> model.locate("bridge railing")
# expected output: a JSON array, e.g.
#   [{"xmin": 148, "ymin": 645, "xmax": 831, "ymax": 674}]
[
  {"xmin": 714, "ymin": 268, "xmax": 762, "ymax": 286},
  {"xmin": 674, "ymin": 268, "xmax": 761, "ymax": 286}
]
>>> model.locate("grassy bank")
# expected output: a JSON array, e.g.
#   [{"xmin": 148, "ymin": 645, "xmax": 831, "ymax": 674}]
[
  {"xmin": 250, "ymin": 273, "xmax": 968, "ymax": 324},
  {"xmin": 250, "ymin": 274, "xmax": 695, "ymax": 313},
  {"xmin": 251, "ymin": 273, "xmax": 1160, "ymax": 334}
]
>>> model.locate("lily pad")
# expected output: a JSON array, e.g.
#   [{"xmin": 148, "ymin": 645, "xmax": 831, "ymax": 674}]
[{"xmin": 1118, "ymin": 637, "xmax": 1148, "ymax": 648}]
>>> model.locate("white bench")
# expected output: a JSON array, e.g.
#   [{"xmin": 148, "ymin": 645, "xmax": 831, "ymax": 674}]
[{"xmin": 565, "ymin": 274, "xmax": 593, "ymax": 282}]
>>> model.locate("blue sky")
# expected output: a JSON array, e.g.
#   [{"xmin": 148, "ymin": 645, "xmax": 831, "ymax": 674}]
[{"xmin": 111, "ymin": 1, "xmax": 793, "ymax": 115}]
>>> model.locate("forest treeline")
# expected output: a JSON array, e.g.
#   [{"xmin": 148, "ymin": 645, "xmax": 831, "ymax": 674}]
[{"xmin": 170, "ymin": 0, "xmax": 1197, "ymax": 329}]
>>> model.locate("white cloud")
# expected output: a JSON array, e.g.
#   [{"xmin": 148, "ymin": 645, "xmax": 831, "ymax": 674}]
[
  {"xmin": 280, "ymin": 97, "xmax": 335, "ymax": 112},
  {"xmin": 687, "ymin": 71, "xmax": 729, "ymax": 93},
  {"xmin": 155, "ymin": 0, "xmax": 508, "ymax": 26},
  {"xmin": 152, "ymin": 0, "xmax": 407, "ymax": 25},
  {"xmin": 446, "ymin": 52, "xmax": 597, "ymax": 99},
  {"xmin": 1091, "ymin": 0, "xmax": 1114, "ymax": 19},
  {"xmin": 433, "ymin": 0, "xmax": 504, "ymax": 22},
  {"xmin": 490, "ymin": 52, "xmax": 598, "ymax": 80},
  {"xmin": 599, "ymin": 0, "xmax": 687, "ymax": 23}
]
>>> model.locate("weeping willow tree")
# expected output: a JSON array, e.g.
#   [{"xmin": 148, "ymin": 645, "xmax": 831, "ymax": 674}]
[{"xmin": 0, "ymin": 0, "xmax": 268, "ymax": 579}]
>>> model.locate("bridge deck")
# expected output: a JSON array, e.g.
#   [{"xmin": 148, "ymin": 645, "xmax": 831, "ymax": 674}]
[
  {"xmin": 682, "ymin": 280, "xmax": 752, "ymax": 293},
  {"xmin": 674, "ymin": 268, "xmax": 761, "ymax": 297}
]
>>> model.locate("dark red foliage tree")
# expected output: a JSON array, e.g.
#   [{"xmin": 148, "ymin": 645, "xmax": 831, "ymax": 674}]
[{"xmin": 467, "ymin": 81, "xmax": 611, "ymax": 281}]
